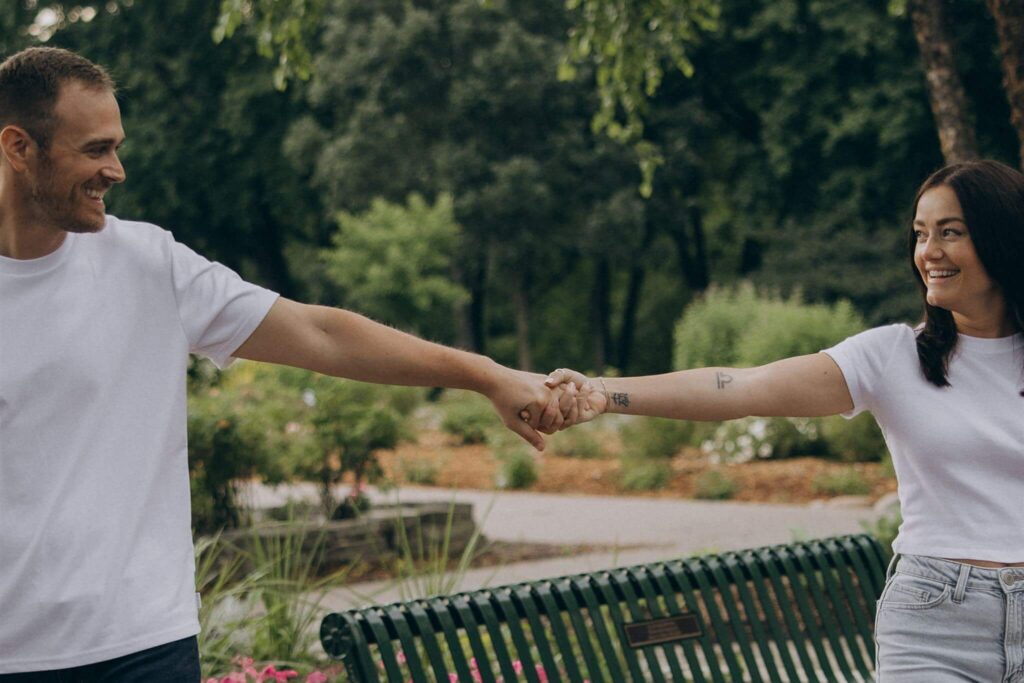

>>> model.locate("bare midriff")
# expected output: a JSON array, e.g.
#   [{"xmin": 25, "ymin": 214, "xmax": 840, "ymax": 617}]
[{"xmin": 948, "ymin": 558, "xmax": 1024, "ymax": 568}]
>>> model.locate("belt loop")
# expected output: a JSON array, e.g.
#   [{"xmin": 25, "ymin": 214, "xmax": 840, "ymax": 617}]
[
  {"xmin": 885, "ymin": 553, "xmax": 901, "ymax": 582},
  {"xmin": 952, "ymin": 563, "xmax": 971, "ymax": 603}
]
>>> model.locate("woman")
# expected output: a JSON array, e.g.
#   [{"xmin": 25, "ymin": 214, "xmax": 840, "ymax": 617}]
[{"xmin": 546, "ymin": 159, "xmax": 1024, "ymax": 681}]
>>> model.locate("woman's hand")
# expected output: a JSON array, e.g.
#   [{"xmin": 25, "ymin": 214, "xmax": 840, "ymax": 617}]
[{"xmin": 544, "ymin": 368, "xmax": 609, "ymax": 428}]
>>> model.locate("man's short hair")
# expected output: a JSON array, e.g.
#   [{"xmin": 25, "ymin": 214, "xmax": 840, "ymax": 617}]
[{"xmin": 0, "ymin": 47, "xmax": 116, "ymax": 150}]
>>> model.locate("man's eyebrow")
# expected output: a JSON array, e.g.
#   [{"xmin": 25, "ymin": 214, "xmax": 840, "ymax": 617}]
[
  {"xmin": 912, "ymin": 216, "xmax": 966, "ymax": 226},
  {"xmin": 81, "ymin": 135, "xmax": 126, "ymax": 148}
]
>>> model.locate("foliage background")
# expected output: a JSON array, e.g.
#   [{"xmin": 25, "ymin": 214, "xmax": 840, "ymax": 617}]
[{"xmin": 4, "ymin": 0, "xmax": 1018, "ymax": 378}]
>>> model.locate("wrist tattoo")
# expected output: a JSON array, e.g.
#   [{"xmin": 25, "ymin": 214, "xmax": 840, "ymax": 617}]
[
  {"xmin": 611, "ymin": 392, "xmax": 630, "ymax": 407},
  {"xmin": 715, "ymin": 372, "xmax": 733, "ymax": 389}
]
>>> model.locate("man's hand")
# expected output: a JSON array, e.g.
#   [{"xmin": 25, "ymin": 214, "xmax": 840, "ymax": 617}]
[{"xmin": 544, "ymin": 368, "xmax": 608, "ymax": 429}]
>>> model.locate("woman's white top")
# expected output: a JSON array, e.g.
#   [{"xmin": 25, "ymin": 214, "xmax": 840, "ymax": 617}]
[{"xmin": 823, "ymin": 324, "xmax": 1024, "ymax": 561}]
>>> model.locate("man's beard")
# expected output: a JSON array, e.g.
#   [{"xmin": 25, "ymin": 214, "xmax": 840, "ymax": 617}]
[{"xmin": 29, "ymin": 156, "xmax": 106, "ymax": 234}]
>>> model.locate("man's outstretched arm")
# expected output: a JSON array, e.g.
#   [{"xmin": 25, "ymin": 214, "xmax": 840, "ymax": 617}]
[{"xmin": 234, "ymin": 297, "xmax": 563, "ymax": 449}]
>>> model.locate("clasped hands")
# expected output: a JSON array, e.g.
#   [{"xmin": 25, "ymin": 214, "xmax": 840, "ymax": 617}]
[{"xmin": 495, "ymin": 367, "xmax": 608, "ymax": 450}]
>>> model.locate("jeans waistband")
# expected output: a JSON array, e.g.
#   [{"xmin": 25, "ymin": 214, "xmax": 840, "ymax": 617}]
[{"xmin": 892, "ymin": 554, "xmax": 1024, "ymax": 594}]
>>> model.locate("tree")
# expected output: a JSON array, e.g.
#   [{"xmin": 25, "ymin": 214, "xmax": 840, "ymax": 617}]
[
  {"xmin": 905, "ymin": 0, "xmax": 979, "ymax": 163},
  {"xmin": 321, "ymin": 193, "xmax": 469, "ymax": 343},
  {"xmin": 44, "ymin": 1, "xmax": 325, "ymax": 295},
  {"xmin": 287, "ymin": 0, "xmax": 642, "ymax": 371},
  {"xmin": 986, "ymin": 0, "xmax": 1024, "ymax": 168}
]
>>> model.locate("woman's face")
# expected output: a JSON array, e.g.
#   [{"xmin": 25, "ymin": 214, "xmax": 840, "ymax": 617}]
[{"xmin": 913, "ymin": 185, "xmax": 1003, "ymax": 323}]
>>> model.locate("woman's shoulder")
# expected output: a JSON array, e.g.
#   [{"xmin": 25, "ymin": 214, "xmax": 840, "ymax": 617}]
[{"xmin": 841, "ymin": 322, "xmax": 917, "ymax": 348}]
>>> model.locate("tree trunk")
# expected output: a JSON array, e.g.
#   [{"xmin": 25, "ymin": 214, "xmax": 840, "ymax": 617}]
[
  {"xmin": 467, "ymin": 257, "xmax": 488, "ymax": 354},
  {"xmin": 450, "ymin": 260, "xmax": 474, "ymax": 350},
  {"xmin": 907, "ymin": 0, "xmax": 980, "ymax": 164},
  {"xmin": 616, "ymin": 217, "xmax": 655, "ymax": 373},
  {"xmin": 591, "ymin": 258, "xmax": 613, "ymax": 373},
  {"xmin": 511, "ymin": 270, "xmax": 533, "ymax": 371},
  {"xmin": 666, "ymin": 204, "xmax": 711, "ymax": 293},
  {"xmin": 986, "ymin": 0, "xmax": 1024, "ymax": 169}
]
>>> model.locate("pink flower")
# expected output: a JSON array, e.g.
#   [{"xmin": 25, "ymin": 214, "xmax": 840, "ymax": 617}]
[
  {"xmin": 305, "ymin": 673, "xmax": 329, "ymax": 683},
  {"xmin": 257, "ymin": 665, "xmax": 299, "ymax": 682}
]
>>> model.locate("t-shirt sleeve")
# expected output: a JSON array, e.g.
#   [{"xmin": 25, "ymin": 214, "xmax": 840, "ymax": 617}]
[
  {"xmin": 168, "ymin": 237, "xmax": 279, "ymax": 369},
  {"xmin": 821, "ymin": 325, "xmax": 905, "ymax": 419}
]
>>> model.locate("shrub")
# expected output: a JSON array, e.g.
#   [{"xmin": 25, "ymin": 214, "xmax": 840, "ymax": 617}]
[
  {"xmin": 694, "ymin": 470, "xmax": 739, "ymax": 500},
  {"xmin": 820, "ymin": 413, "xmax": 888, "ymax": 462},
  {"xmin": 674, "ymin": 283, "xmax": 865, "ymax": 369},
  {"xmin": 863, "ymin": 506, "xmax": 902, "ymax": 552},
  {"xmin": 618, "ymin": 456, "xmax": 671, "ymax": 491},
  {"xmin": 188, "ymin": 390, "xmax": 287, "ymax": 534},
  {"xmin": 619, "ymin": 417, "xmax": 702, "ymax": 459},
  {"xmin": 673, "ymin": 284, "xmax": 765, "ymax": 369},
  {"xmin": 398, "ymin": 457, "xmax": 441, "ymax": 485},
  {"xmin": 548, "ymin": 427, "xmax": 607, "ymax": 459},
  {"xmin": 382, "ymin": 385, "xmax": 426, "ymax": 418},
  {"xmin": 496, "ymin": 450, "xmax": 539, "ymax": 489},
  {"xmin": 812, "ymin": 467, "xmax": 872, "ymax": 496},
  {"xmin": 702, "ymin": 416, "xmax": 828, "ymax": 463},
  {"xmin": 441, "ymin": 395, "xmax": 499, "ymax": 444},
  {"xmin": 305, "ymin": 379, "xmax": 403, "ymax": 516}
]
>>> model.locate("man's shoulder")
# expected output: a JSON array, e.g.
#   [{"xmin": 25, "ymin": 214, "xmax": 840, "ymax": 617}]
[{"xmin": 99, "ymin": 215, "xmax": 171, "ymax": 248}]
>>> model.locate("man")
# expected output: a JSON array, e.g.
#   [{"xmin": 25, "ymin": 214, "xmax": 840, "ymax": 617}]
[{"xmin": 0, "ymin": 47, "xmax": 570, "ymax": 679}]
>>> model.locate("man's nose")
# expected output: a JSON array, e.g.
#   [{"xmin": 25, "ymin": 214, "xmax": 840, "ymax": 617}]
[{"xmin": 103, "ymin": 153, "xmax": 126, "ymax": 183}]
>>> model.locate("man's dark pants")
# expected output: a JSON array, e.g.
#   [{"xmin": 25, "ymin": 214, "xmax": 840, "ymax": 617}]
[{"xmin": 0, "ymin": 636, "xmax": 200, "ymax": 682}]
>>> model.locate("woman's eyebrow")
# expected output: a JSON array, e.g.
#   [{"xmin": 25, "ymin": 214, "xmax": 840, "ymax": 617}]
[{"xmin": 913, "ymin": 216, "xmax": 966, "ymax": 226}]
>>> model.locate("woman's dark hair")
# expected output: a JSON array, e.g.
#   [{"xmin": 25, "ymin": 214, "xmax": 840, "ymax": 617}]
[{"xmin": 908, "ymin": 160, "xmax": 1024, "ymax": 393}]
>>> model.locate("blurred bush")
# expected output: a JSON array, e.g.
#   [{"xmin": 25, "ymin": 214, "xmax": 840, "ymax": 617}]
[
  {"xmin": 811, "ymin": 467, "xmax": 872, "ymax": 496},
  {"xmin": 187, "ymin": 361, "xmax": 422, "ymax": 528},
  {"xmin": 701, "ymin": 416, "xmax": 828, "ymax": 463},
  {"xmin": 618, "ymin": 456, "xmax": 671, "ymax": 491},
  {"xmin": 820, "ymin": 413, "xmax": 888, "ymax": 462},
  {"xmin": 693, "ymin": 470, "xmax": 739, "ymax": 500},
  {"xmin": 675, "ymin": 284, "xmax": 877, "ymax": 462},
  {"xmin": 398, "ymin": 457, "xmax": 441, "ymax": 486},
  {"xmin": 674, "ymin": 283, "xmax": 865, "ymax": 369},
  {"xmin": 619, "ymin": 417, "xmax": 705, "ymax": 459},
  {"xmin": 440, "ymin": 394, "xmax": 500, "ymax": 444},
  {"xmin": 495, "ymin": 450, "xmax": 539, "ymax": 490},
  {"xmin": 548, "ymin": 426, "xmax": 607, "ymax": 459}
]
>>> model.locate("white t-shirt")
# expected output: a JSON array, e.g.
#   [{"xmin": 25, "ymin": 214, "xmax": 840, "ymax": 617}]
[
  {"xmin": 823, "ymin": 324, "xmax": 1024, "ymax": 561},
  {"xmin": 0, "ymin": 216, "xmax": 278, "ymax": 671}
]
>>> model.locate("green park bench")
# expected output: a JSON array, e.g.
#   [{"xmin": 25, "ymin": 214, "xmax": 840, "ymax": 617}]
[{"xmin": 320, "ymin": 533, "xmax": 888, "ymax": 682}]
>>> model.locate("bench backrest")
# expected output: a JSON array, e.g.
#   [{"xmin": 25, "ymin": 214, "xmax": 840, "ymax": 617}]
[{"xmin": 321, "ymin": 534, "xmax": 889, "ymax": 682}]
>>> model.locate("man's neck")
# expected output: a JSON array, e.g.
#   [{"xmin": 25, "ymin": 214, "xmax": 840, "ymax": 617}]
[{"xmin": 0, "ymin": 193, "xmax": 67, "ymax": 260}]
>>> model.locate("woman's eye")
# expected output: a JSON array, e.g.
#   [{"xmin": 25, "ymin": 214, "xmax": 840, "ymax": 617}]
[{"xmin": 943, "ymin": 228, "xmax": 963, "ymax": 238}]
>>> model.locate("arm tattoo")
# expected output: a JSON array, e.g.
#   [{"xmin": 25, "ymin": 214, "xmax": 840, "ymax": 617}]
[
  {"xmin": 611, "ymin": 392, "xmax": 631, "ymax": 408},
  {"xmin": 715, "ymin": 372, "xmax": 733, "ymax": 390}
]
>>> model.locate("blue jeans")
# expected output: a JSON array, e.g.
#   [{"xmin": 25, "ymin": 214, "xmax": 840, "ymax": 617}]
[
  {"xmin": 876, "ymin": 554, "xmax": 1024, "ymax": 682},
  {"xmin": 0, "ymin": 636, "xmax": 200, "ymax": 683}
]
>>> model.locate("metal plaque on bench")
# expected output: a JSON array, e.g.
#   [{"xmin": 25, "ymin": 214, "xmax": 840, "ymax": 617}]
[{"xmin": 623, "ymin": 613, "xmax": 703, "ymax": 648}]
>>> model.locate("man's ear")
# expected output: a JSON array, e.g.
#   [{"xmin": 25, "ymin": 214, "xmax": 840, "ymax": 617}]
[{"xmin": 0, "ymin": 125, "xmax": 35, "ymax": 172}]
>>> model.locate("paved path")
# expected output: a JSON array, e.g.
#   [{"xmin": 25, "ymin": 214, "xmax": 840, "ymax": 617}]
[{"xmin": 247, "ymin": 483, "xmax": 884, "ymax": 611}]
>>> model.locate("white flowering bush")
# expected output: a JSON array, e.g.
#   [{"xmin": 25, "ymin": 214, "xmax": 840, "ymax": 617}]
[{"xmin": 701, "ymin": 416, "xmax": 828, "ymax": 464}]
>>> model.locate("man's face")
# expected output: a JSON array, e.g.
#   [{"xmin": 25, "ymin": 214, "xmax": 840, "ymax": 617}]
[{"xmin": 28, "ymin": 81, "xmax": 126, "ymax": 233}]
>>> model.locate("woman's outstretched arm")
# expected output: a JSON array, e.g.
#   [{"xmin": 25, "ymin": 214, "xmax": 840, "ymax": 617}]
[{"xmin": 547, "ymin": 353, "xmax": 854, "ymax": 425}]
